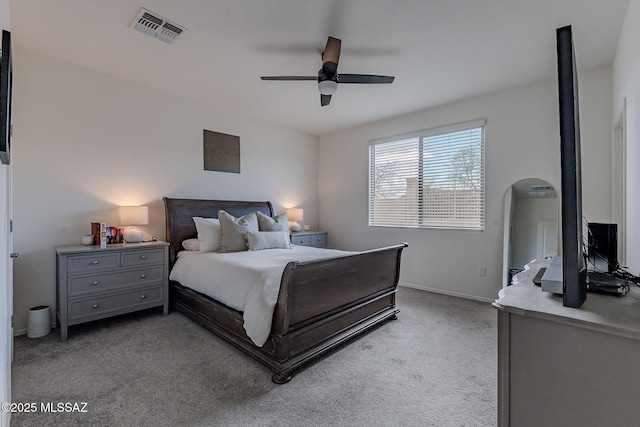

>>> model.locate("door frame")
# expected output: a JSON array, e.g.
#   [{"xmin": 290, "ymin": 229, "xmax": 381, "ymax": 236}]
[{"xmin": 612, "ymin": 99, "xmax": 627, "ymax": 266}]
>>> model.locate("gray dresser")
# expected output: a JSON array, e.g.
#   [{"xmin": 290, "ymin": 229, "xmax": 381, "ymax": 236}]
[
  {"xmin": 290, "ymin": 231, "xmax": 328, "ymax": 248},
  {"xmin": 494, "ymin": 259, "xmax": 640, "ymax": 426},
  {"xmin": 56, "ymin": 241, "xmax": 169, "ymax": 340}
]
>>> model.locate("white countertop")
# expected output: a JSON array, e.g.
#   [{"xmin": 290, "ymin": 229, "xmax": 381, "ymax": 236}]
[{"xmin": 493, "ymin": 260, "xmax": 640, "ymax": 341}]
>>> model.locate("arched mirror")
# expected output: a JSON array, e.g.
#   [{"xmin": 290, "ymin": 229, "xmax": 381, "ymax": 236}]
[{"xmin": 502, "ymin": 178, "xmax": 558, "ymax": 287}]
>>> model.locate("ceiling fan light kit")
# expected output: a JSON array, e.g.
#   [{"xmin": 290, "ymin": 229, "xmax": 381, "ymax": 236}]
[
  {"xmin": 318, "ymin": 78, "xmax": 338, "ymax": 95},
  {"xmin": 261, "ymin": 36, "xmax": 394, "ymax": 106}
]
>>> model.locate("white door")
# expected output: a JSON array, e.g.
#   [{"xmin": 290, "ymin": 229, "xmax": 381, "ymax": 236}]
[
  {"xmin": 537, "ymin": 221, "xmax": 558, "ymax": 261},
  {"xmin": 0, "ymin": 162, "xmax": 12, "ymax": 427}
]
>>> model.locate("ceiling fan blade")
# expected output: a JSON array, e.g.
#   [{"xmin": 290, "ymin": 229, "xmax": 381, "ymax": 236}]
[
  {"xmin": 322, "ymin": 37, "xmax": 341, "ymax": 76},
  {"xmin": 338, "ymin": 74, "xmax": 395, "ymax": 84},
  {"xmin": 260, "ymin": 76, "xmax": 317, "ymax": 81},
  {"xmin": 321, "ymin": 94, "xmax": 332, "ymax": 106}
]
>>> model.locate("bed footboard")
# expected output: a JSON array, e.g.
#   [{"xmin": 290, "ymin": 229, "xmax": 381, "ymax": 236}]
[{"xmin": 268, "ymin": 243, "xmax": 407, "ymax": 382}]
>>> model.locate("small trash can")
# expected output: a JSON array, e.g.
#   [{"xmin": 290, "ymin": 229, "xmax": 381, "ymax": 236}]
[{"xmin": 27, "ymin": 305, "xmax": 51, "ymax": 338}]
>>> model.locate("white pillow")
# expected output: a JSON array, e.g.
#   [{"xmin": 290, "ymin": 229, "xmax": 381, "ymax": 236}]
[
  {"xmin": 181, "ymin": 238, "xmax": 201, "ymax": 251},
  {"xmin": 245, "ymin": 230, "xmax": 292, "ymax": 251},
  {"xmin": 192, "ymin": 217, "xmax": 221, "ymax": 252}
]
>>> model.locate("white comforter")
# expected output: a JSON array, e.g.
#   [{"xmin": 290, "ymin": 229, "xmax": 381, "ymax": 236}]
[{"xmin": 169, "ymin": 246, "xmax": 355, "ymax": 347}]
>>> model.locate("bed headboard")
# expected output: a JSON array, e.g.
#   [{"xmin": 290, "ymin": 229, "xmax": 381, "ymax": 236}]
[{"xmin": 163, "ymin": 197, "xmax": 274, "ymax": 265}]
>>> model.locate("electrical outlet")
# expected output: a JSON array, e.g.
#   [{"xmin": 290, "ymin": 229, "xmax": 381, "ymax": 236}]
[{"xmin": 478, "ymin": 266, "xmax": 486, "ymax": 276}]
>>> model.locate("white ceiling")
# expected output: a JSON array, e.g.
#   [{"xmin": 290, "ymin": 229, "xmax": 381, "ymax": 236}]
[{"xmin": 10, "ymin": 0, "xmax": 630, "ymax": 136}]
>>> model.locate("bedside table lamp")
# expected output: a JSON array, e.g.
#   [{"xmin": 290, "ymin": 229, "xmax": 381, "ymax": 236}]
[
  {"xmin": 284, "ymin": 208, "xmax": 303, "ymax": 232},
  {"xmin": 119, "ymin": 206, "xmax": 149, "ymax": 243}
]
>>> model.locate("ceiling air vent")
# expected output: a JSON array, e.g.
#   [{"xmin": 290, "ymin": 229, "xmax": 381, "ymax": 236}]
[
  {"xmin": 130, "ymin": 8, "xmax": 186, "ymax": 44},
  {"xmin": 528, "ymin": 191, "xmax": 548, "ymax": 198},
  {"xmin": 531, "ymin": 184, "xmax": 553, "ymax": 191}
]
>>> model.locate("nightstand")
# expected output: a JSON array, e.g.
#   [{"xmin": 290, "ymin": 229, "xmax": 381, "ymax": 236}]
[
  {"xmin": 290, "ymin": 231, "xmax": 328, "ymax": 248},
  {"xmin": 55, "ymin": 241, "xmax": 169, "ymax": 340}
]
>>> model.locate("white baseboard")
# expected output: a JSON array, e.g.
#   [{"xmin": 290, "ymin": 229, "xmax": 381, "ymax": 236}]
[{"xmin": 398, "ymin": 282, "xmax": 495, "ymax": 303}]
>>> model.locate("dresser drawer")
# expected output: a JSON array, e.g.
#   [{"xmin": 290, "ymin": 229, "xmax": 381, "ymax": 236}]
[
  {"xmin": 68, "ymin": 285, "xmax": 163, "ymax": 321},
  {"xmin": 121, "ymin": 248, "xmax": 165, "ymax": 267},
  {"xmin": 291, "ymin": 232, "xmax": 328, "ymax": 248},
  {"xmin": 67, "ymin": 253, "xmax": 120, "ymax": 274},
  {"xmin": 309, "ymin": 235, "xmax": 327, "ymax": 248},
  {"xmin": 68, "ymin": 265, "xmax": 164, "ymax": 297},
  {"xmin": 291, "ymin": 235, "xmax": 311, "ymax": 246}
]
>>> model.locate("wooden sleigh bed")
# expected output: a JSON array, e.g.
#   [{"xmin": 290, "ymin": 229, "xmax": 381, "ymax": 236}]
[{"xmin": 163, "ymin": 197, "xmax": 407, "ymax": 383}]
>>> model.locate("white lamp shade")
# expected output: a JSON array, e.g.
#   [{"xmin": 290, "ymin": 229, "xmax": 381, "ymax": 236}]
[
  {"xmin": 119, "ymin": 206, "xmax": 149, "ymax": 226},
  {"xmin": 284, "ymin": 208, "xmax": 303, "ymax": 222}
]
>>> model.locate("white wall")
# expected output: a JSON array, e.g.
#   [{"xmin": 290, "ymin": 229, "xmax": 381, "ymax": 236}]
[
  {"xmin": 10, "ymin": 48, "xmax": 319, "ymax": 333},
  {"xmin": 613, "ymin": 0, "xmax": 640, "ymax": 274},
  {"xmin": 319, "ymin": 67, "xmax": 613, "ymax": 302}
]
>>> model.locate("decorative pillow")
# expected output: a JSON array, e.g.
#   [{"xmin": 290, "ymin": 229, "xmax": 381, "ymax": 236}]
[
  {"xmin": 181, "ymin": 238, "xmax": 201, "ymax": 251},
  {"xmin": 218, "ymin": 210, "xmax": 258, "ymax": 252},
  {"xmin": 245, "ymin": 231, "xmax": 291, "ymax": 251},
  {"xmin": 192, "ymin": 217, "xmax": 221, "ymax": 252},
  {"xmin": 256, "ymin": 211, "xmax": 289, "ymax": 232}
]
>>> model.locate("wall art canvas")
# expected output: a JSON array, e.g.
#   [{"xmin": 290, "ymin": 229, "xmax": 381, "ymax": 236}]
[{"xmin": 203, "ymin": 129, "xmax": 240, "ymax": 173}]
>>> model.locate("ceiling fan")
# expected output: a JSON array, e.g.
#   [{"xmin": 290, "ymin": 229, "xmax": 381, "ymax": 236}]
[{"xmin": 261, "ymin": 37, "xmax": 395, "ymax": 106}]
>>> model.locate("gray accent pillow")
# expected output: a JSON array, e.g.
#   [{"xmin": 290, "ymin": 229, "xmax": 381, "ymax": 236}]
[
  {"xmin": 218, "ymin": 210, "xmax": 258, "ymax": 252},
  {"xmin": 245, "ymin": 231, "xmax": 292, "ymax": 251},
  {"xmin": 256, "ymin": 211, "xmax": 288, "ymax": 232}
]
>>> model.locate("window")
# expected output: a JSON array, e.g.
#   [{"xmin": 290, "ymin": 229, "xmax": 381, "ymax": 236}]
[{"xmin": 368, "ymin": 120, "xmax": 485, "ymax": 230}]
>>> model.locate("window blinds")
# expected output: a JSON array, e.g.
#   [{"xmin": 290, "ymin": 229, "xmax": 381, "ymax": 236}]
[{"xmin": 368, "ymin": 120, "xmax": 485, "ymax": 230}]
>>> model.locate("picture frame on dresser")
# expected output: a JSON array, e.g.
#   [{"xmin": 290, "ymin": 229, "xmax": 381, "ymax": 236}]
[{"xmin": 55, "ymin": 241, "xmax": 170, "ymax": 340}]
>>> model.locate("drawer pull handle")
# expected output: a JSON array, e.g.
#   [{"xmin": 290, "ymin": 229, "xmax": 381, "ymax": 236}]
[
  {"xmin": 92, "ymin": 281, "xmax": 99, "ymax": 286},
  {"xmin": 92, "ymin": 260, "xmax": 99, "ymax": 265},
  {"xmin": 93, "ymin": 304, "xmax": 99, "ymax": 309},
  {"xmin": 140, "ymin": 255, "xmax": 147, "ymax": 259},
  {"xmin": 140, "ymin": 294, "xmax": 146, "ymax": 299},
  {"xmin": 140, "ymin": 274, "xmax": 147, "ymax": 278}
]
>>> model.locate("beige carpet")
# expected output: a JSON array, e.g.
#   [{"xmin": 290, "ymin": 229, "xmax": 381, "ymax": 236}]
[{"xmin": 10, "ymin": 287, "xmax": 497, "ymax": 426}]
